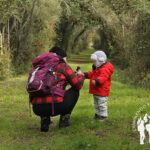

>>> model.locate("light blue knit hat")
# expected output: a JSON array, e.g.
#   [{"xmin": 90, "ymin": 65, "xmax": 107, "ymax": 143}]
[{"xmin": 91, "ymin": 51, "xmax": 107, "ymax": 67}]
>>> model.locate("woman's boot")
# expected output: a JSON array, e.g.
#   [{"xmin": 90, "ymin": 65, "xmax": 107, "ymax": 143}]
[
  {"xmin": 59, "ymin": 114, "xmax": 72, "ymax": 128},
  {"xmin": 41, "ymin": 116, "xmax": 51, "ymax": 132}
]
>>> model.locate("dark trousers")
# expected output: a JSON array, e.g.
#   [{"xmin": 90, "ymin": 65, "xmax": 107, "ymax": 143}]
[{"xmin": 33, "ymin": 87, "xmax": 79, "ymax": 117}]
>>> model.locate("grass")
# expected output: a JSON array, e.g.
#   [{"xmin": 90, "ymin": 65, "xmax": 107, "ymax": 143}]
[{"xmin": 0, "ymin": 52, "xmax": 150, "ymax": 150}]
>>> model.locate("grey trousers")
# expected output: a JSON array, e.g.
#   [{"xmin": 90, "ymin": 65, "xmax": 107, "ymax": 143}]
[{"xmin": 93, "ymin": 95, "xmax": 108, "ymax": 117}]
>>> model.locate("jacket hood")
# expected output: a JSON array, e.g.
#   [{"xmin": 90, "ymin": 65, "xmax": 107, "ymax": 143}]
[
  {"xmin": 103, "ymin": 62, "xmax": 114, "ymax": 74},
  {"xmin": 91, "ymin": 51, "xmax": 107, "ymax": 67}
]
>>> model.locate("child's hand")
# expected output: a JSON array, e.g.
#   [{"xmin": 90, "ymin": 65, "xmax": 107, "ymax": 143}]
[
  {"xmin": 92, "ymin": 64, "xmax": 96, "ymax": 70},
  {"xmin": 92, "ymin": 80, "xmax": 96, "ymax": 85}
]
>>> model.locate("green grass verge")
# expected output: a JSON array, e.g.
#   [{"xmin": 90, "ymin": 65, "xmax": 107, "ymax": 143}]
[{"xmin": 0, "ymin": 61, "xmax": 150, "ymax": 150}]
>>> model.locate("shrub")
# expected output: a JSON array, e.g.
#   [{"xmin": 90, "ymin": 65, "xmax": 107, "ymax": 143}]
[{"xmin": 0, "ymin": 49, "xmax": 13, "ymax": 80}]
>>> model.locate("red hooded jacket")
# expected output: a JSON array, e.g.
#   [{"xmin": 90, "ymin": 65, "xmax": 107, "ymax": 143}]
[{"xmin": 85, "ymin": 62, "xmax": 114, "ymax": 96}]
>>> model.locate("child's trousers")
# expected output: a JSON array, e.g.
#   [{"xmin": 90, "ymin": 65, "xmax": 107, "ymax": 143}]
[{"xmin": 93, "ymin": 95, "xmax": 108, "ymax": 117}]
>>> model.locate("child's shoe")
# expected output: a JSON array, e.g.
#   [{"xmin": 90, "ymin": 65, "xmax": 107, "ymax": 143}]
[
  {"xmin": 93, "ymin": 114, "xmax": 108, "ymax": 122},
  {"xmin": 98, "ymin": 116, "xmax": 109, "ymax": 122},
  {"xmin": 93, "ymin": 113, "xmax": 100, "ymax": 120}
]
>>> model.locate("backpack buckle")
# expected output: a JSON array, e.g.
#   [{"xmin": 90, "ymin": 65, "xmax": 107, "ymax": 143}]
[
  {"xmin": 49, "ymin": 68, "xmax": 52, "ymax": 72},
  {"xmin": 40, "ymin": 80, "xmax": 43, "ymax": 84},
  {"xmin": 57, "ymin": 84, "xmax": 60, "ymax": 87}
]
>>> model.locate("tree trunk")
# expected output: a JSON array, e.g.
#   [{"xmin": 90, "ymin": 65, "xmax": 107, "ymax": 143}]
[
  {"xmin": 2, "ymin": 26, "xmax": 5, "ymax": 48},
  {"xmin": 22, "ymin": 0, "xmax": 37, "ymax": 46},
  {"xmin": 17, "ymin": 0, "xmax": 37, "ymax": 54},
  {"xmin": 0, "ymin": 32, "xmax": 3, "ymax": 55},
  {"xmin": 8, "ymin": 19, "xmax": 10, "ymax": 52},
  {"xmin": 72, "ymin": 26, "xmax": 88, "ymax": 50}
]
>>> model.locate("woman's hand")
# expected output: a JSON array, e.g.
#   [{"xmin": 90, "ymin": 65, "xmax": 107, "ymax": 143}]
[
  {"xmin": 77, "ymin": 70, "xmax": 84, "ymax": 76},
  {"xmin": 92, "ymin": 80, "xmax": 96, "ymax": 85}
]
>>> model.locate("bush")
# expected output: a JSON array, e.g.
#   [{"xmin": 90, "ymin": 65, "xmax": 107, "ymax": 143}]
[{"xmin": 0, "ymin": 49, "xmax": 13, "ymax": 80}]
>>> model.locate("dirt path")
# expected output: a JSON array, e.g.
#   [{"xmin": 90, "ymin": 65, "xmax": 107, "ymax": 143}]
[{"xmin": 69, "ymin": 57, "xmax": 91, "ymax": 64}]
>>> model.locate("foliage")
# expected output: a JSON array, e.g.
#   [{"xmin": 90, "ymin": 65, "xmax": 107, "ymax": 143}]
[
  {"xmin": 0, "ymin": 48, "xmax": 13, "ymax": 80},
  {"xmin": 55, "ymin": 0, "xmax": 102, "ymax": 54},
  {"xmin": 0, "ymin": 0, "xmax": 150, "ymax": 88},
  {"xmin": 89, "ymin": 0, "xmax": 150, "ymax": 88},
  {"xmin": 0, "ymin": 0, "xmax": 61, "ymax": 74}
]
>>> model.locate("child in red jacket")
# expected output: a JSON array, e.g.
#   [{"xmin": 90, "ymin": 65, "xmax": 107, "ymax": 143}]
[{"xmin": 84, "ymin": 51, "xmax": 114, "ymax": 122}]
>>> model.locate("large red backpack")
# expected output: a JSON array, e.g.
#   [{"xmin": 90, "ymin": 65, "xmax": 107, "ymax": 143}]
[{"xmin": 26, "ymin": 52, "xmax": 65, "ymax": 98}]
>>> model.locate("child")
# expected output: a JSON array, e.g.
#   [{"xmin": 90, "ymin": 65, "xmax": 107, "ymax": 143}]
[{"xmin": 84, "ymin": 51, "xmax": 114, "ymax": 122}]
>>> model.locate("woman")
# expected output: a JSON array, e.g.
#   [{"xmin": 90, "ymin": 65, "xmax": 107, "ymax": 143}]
[{"xmin": 31, "ymin": 46, "xmax": 85, "ymax": 132}]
